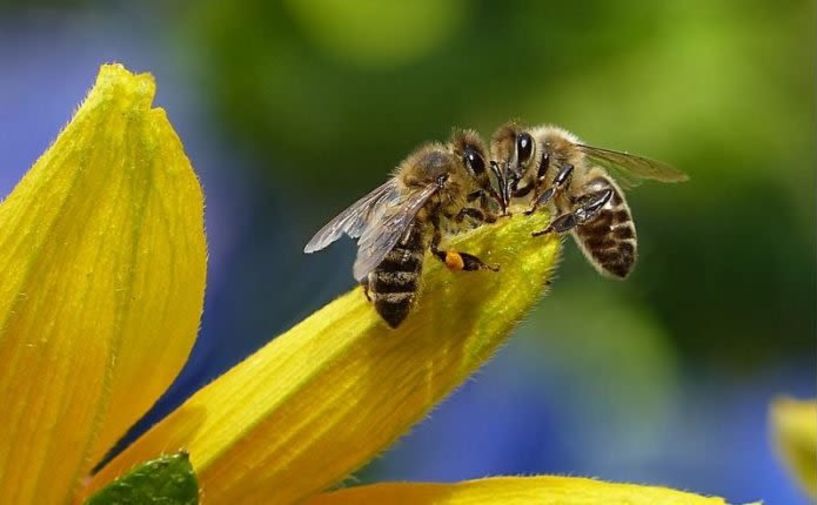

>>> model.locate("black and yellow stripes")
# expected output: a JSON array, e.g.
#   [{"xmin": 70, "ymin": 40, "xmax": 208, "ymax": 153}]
[
  {"xmin": 365, "ymin": 224, "xmax": 426, "ymax": 328},
  {"xmin": 573, "ymin": 178, "xmax": 637, "ymax": 279}
]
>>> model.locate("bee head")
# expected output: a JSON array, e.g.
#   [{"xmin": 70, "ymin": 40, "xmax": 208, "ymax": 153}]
[
  {"xmin": 450, "ymin": 129, "xmax": 504, "ymax": 211},
  {"xmin": 489, "ymin": 123, "xmax": 518, "ymax": 169},
  {"xmin": 490, "ymin": 122, "xmax": 535, "ymax": 207}
]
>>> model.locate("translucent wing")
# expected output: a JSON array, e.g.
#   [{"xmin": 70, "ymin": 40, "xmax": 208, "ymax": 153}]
[
  {"xmin": 352, "ymin": 183, "xmax": 439, "ymax": 281},
  {"xmin": 578, "ymin": 144, "xmax": 688, "ymax": 189},
  {"xmin": 304, "ymin": 179, "xmax": 400, "ymax": 253}
]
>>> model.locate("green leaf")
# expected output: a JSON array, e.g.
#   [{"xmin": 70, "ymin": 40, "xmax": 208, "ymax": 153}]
[{"xmin": 84, "ymin": 452, "xmax": 198, "ymax": 505}]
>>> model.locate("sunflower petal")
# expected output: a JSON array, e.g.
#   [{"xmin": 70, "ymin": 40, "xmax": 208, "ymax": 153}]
[
  {"xmin": 0, "ymin": 64, "xmax": 206, "ymax": 503},
  {"xmin": 86, "ymin": 213, "xmax": 559, "ymax": 503},
  {"xmin": 306, "ymin": 476, "xmax": 727, "ymax": 505},
  {"xmin": 770, "ymin": 397, "xmax": 817, "ymax": 498}
]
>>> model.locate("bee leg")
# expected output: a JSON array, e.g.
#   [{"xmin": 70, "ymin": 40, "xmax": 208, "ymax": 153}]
[
  {"xmin": 524, "ymin": 187, "xmax": 556, "ymax": 216},
  {"xmin": 433, "ymin": 249, "xmax": 500, "ymax": 272},
  {"xmin": 532, "ymin": 188, "xmax": 613, "ymax": 237},
  {"xmin": 524, "ymin": 163, "xmax": 574, "ymax": 215},
  {"xmin": 465, "ymin": 191, "xmax": 503, "ymax": 220},
  {"xmin": 490, "ymin": 161, "xmax": 510, "ymax": 213},
  {"xmin": 466, "ymin": 190, "xmax": 482, "ymax": 203},
  {"xmin": 430, "ymin": 228, "xmax": 499, "ymax": 272},
  {"xmin": 455, "ymin": 207, "xmax": 497, "ymax": 224},
  {"xmin": 360, "ymin": 277, "xmax": 371, "ymax": 301}
]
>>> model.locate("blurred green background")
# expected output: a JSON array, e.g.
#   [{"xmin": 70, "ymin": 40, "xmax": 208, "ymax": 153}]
[{"xmin": 1, "ymin": 0, "xmax": 814, "ymax": 502}]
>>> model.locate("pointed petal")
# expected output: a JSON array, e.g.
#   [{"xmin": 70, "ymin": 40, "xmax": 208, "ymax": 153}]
[
  {"xmin": 770, "ymin": 397, "xmax": 817, "ymax": 498},
  {"xmin": 86, "ymin": 213, "xmax": 560, "ymax": 503},
  {"xmin": 0, "ymin": 64, "xmax": 206, "ymax": 503},
  {"xmin": 305, "ymin": 477, "xmax": 727, "ymax": 505}
]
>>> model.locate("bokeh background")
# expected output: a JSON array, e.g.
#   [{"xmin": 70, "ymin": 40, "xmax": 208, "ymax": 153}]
[{"xmin": 1, "ymin": 1, "xmax": 814, "ymax": 503}]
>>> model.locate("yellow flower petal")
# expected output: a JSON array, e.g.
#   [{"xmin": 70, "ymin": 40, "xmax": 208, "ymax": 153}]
[
  {"xmin": 306, "ymin": 476, "xmax": 727, "ymax": 505},
  {"xmin": 0, "ymin": 64, "xmax": 206, "ymax": 503},
  {"xmin": 86, "ymin": 213, "xmax": 559, "ymax": 504},
  {"xmin": 770, "ymin": 397, "xmax": 817, "ymax": 498}
]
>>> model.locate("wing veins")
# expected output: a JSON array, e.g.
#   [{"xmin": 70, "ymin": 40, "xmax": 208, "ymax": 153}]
[
  {"xmin": 304, "ymin": 179, "xmax": 399, "ymax": 253},
  {"xmin": 352, "ymin": 183, "xmax": 438, "ymax": 281},
  {"xmin": 577, "ymin": 144, "xmax": 688, "ymax": 185}
]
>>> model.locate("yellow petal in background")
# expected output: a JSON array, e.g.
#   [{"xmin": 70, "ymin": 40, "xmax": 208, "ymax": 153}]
[
  {"xmin": 88, "ymin": 213, "xmax": 560, "ymax": 504},
  {"xmin": 306, "ymin": 476, "xmax": 727, "ymax": 505},
  {"xmin": 770, "ymin": 397, "xmax": 817, "ymax": 498},
  {"xmin": 0, "ymin": 64, "xmax": 206, "ymax": 503}
]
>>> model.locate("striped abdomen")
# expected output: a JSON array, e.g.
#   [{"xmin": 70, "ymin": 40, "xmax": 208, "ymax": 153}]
[
  {"xmin": 365, "ymin": 222, "xmax": 425, "ymax": 328},
  {"xmin": 572, "ymin": 176, "xmax": 638, "ymax": 278}
]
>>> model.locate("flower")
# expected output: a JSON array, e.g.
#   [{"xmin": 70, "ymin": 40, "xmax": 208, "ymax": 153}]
[
  {"xmin": 0, "ymin": 63, "xmax": 205, "ymax": 504},
  {"xmin": 0, "ymin": 63, "xmax": 728, "ymax": 505},
  {"xmin": 306, "ymin": 476, "xmax": 726, "ymax": 505}
]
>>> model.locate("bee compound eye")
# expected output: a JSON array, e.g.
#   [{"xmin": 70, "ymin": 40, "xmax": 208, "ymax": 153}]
[
  {"xmin": 464, "ymin": 148, "xmax": 485, "ymax": 176},
  {"xmin": 517, "ymin": 133, "xmax": 534, "ymax": 164}
]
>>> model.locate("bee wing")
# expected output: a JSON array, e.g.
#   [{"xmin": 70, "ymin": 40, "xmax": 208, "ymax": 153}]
[
  {"xmin": 577, "ymin": 144, "xmax": 688, "ymax": 189},
  {"xmin": 304, "ymin": 179, "xmax": 400, "ymax": 253},
  {"xmin": 352, "ymin": 183, "xmax": 439, "ymax": 282}
]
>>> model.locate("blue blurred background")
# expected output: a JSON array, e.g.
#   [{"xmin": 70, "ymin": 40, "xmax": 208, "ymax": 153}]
[{"xmin": 1, "ymin": 1, "xmax": 814, "ymax": 503}]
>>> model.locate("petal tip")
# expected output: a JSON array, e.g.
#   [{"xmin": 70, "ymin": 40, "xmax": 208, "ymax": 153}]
[{"xmin": 92, "ymin": 63, "xmax": 157, "ymax": 111}]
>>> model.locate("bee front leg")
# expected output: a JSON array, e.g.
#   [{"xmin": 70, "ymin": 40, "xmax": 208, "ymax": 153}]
[
  {"xmin": 464, "ymin": 191, "xmax": 503, "ymax": 221},
  {"xmin": 454, "ymin": 207, "xmax": 497, "ymax": 224},
  {"xmin": 524, "ymin": 163, "xmax": 574, "ymax": 215},
  {"xmin": 430, "ymin": 227, "xmax": 499, "ymax": 272},
  {"xmin": 532, "ymin": 188, "xmax": 613, "ymax": 237}
]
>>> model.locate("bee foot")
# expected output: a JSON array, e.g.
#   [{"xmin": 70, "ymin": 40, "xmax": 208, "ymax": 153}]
[
  {"xmin": 360, "ymin": 279, "xmax": 372, "ymax": 301},
  {"xmin": 531, "ymin": 227, "xmax": 553, "ymax": 237},
  {"xmin": 458, "ymin": 252, "xmax": 497, "ymax": 272}
]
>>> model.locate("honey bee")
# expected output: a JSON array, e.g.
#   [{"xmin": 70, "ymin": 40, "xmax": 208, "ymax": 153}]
[
  {"xmin": 490, "ymin": 122, "xmax": 687, "ymax": 278},
  {"xmin": 304, "ymin": 130, "xmax": 503, "ymax": 328}
]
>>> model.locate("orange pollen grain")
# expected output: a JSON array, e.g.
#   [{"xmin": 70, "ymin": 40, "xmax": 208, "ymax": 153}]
[{"xmin": 445, "ymin": 251, "xmax": 465, "ymax": 271}]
